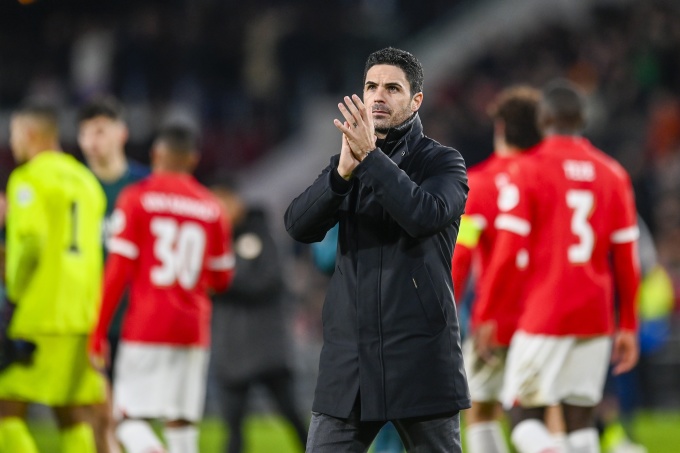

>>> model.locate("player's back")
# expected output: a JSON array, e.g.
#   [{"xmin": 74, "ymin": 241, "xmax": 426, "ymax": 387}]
[
  {"xmin": 110, "ymin": 173, "xmax": 229, "ymax": 347},
  {"xmin": 7, "ymin": 152, "xmax": 105, "ymax": 336},
  {"xmin": 464, "ymin": 154, "xmax": 528, "ymax": 345},
  {"xmin": 517, "ymin": 136, "xmax": 637, "ymax": 336}
]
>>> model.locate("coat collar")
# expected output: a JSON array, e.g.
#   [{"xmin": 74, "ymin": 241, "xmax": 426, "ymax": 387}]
[{"xmin": 377, "ymin": 113, "xmax": 423, "ymax": 166}]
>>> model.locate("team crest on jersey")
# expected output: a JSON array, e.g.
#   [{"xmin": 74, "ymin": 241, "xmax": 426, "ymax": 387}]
[{"xmin": 15, "ymin": 184, "xmax": 34, "ymax": 206}]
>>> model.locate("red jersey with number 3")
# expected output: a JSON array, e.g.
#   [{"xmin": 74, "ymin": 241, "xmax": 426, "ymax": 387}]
[
  {"xmin": 489, "ymin": 136, "xmax": 640, "ymax": 336},
  {"xmin": 101, "ymin": 173, "xmax": 234, "ymax": 347}
]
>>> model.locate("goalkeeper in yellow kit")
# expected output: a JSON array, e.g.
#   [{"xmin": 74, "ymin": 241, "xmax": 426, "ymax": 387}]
[{"xmin": 0, "ymin": 102, "xmax": 107, "ymax": 452}]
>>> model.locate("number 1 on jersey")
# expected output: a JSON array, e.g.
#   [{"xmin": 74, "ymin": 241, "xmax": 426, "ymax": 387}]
[{"xmin": 566, "ymin": 189, "xmax": 594, "ymax": 264}]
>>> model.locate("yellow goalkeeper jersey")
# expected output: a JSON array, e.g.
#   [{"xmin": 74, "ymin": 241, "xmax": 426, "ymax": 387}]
[{"xmin": 6, "ymin": 151, "xmax": 106, "ymax": 336}]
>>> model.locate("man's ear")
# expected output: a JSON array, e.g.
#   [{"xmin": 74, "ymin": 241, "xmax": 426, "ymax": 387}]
[{"xmin": 411, "ymin": 92, "xmax": 424, "ymax": 112}]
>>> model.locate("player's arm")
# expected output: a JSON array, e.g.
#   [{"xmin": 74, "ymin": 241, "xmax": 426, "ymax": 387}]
[
  {"xmin": 5, "ymin": 176, "xmax": 47, "ymax": 303},
  {"xmin": 206, "ymin": 211, "xmax": 235, "ymax": 294},
  {"xmin": 610, "ymin": 172, "xmax": 642, "ymax": 375},
  {"xmin": 451, "ymin": 214, "xmax": 483, "ymax": 302},
  {"xmin": 90, "ymin": 192, "xmax": 139, "ymax": 357}
]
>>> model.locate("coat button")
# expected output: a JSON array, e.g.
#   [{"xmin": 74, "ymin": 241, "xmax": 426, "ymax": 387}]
[{"xmin": 401, "ymin": 151, "xmax": 406, "ymax": 156}]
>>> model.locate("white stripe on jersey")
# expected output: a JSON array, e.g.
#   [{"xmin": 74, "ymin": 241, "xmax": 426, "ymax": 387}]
[
  {"xmin": 495, "ymin": 214, "xmax": 531, "ymax": 236},
  {"xmin": 208, "ymin": 253, "xmax": 236, "ymax": 270},
  {"xmin": 611, "ymin": 225, "xmax": 640, "ymax": 244},
  {"xmin": 107, "ymin": 237, "xmax": 140, "ymax": 259}
]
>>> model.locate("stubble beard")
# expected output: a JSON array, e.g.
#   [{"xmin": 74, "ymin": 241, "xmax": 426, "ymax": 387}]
[{"xmin": 373, "ymin": 105, "xmax": 413, "ymax": 135}]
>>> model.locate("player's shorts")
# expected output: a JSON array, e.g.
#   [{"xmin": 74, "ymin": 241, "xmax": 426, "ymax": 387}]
[
  {"xmin": 462, "ymin": 338, "xmax": 508, "ymax": 402},
  {"xmin": 501, "ymin": 330, "xmax": 611, "ymax": 409},
  {"xmin": 113, "ymin": 341, "xmax": 210, "ymax": 422},
  {"xmin": 0, "ymin": 334, "xmax": 106, "ymax": 406}
]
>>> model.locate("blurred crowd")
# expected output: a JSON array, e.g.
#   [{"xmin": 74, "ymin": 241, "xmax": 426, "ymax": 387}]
[
  {"xmin": 419, "ymin": 0, "xmax": 680, "ymax": 301},
  {"xmin": 0, "ymin": 0, "xmax": 462, "ymax": 184}
]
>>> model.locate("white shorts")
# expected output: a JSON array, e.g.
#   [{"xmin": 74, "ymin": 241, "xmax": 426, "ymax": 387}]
[
  {"xmin": 113, "ymin": 342, "xmax": 210, "ymax": 422},
  {"xmin": 462, "ymin": 339, "xmax": 508, "ymax": 403},
  {"xmin": 501, "ymin": 331, "xmax": 611, "ymax": 409}
]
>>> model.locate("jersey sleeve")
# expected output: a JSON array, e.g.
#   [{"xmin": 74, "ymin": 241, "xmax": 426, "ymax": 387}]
[
  {"xmin": 451, "ymin": 216, "xmax": 481, "ymax": 302},
  {"xmin": 5, "ymin": 172, "xmax": 47, "ymax": 303},
  {"xmin": 91, "ymin": 188, "xmax": 139, "ymax": 354},
  {"xmin": 205, "ymin": 208, "xmax": 235, "ymax": 293}
]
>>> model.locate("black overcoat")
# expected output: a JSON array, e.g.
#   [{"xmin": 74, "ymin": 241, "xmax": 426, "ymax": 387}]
[{"xmin": 284, "ymin": 114, "xmax": 471, "ymax": 420}]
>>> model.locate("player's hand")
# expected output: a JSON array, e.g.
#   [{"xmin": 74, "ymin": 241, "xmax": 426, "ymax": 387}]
[
  {"xmin": 611, "ymin": 329, "xmax": 639, "ymax": 375},
  {"xmin": 337, "ymin": 122, "xmax": 361, "ymax": 180},
  {"xmin": 333, "ymin": 94, "xmax": 376, "ymax": 161},
  {"xmin": 88, "ymin": 333, "xmax": 109, "ymax": 373},
  {"xmin": 473, "ymin": 321, "xmax": 498, "ymax": 365}
]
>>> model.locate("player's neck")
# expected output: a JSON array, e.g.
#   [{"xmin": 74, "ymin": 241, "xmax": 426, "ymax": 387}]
[
  {"xmin": 494, "ymin": 138, "xmax": 521, "ymax": 157},
  {"xmin": 30, "ymin": 143, "xmax": 61, "ymax": 160},
  {"xmin": 91, "ymin": 153, "xmax": 128, "ymax": 183},
  {"xmin": 544, "ymin": 128, "xmax": 580, "ymax": 137}
]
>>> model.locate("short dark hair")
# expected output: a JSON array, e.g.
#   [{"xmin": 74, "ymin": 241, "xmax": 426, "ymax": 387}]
[
  {"xmin": 364, "ymin": 47, "xmax": 424, "ymax": 95},
  {"xmin": 78, "ymin": 96, "xmax": 125, "ymax": 123},
  {"xmin": 488, "ymin": 86, "xmax": 542, "ymax": 150},
  {"xmin": 154, "ymin": 124, "xmax": 198, "ymax": 154},
  {"xmin": 540, "ymin": 79, "xmax": 586, "ymax": 131},
  {"xmin": 13, "ymin": 100, "xmax": 59, "ymax": 134}
]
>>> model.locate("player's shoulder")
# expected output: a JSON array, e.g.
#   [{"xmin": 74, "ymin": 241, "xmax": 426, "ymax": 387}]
[
  {"xmin": 126, "ymin": 160, "xmax": 151, "ymax": 181},
  {"xmin": 585, "ymin": 146, "xmax": 630, "ymax": 181}
]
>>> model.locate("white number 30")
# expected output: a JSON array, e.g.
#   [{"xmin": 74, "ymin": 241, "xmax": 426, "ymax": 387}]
[
  {"xmin": 566, "ymin": 189, "xmax": 594, "ymax": 264},
  {"xmin": 150, "ymin": 217, "xmax": 207, "ymax": 290}
]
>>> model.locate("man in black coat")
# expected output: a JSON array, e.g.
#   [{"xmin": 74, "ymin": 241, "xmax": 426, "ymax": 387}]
[{"xmin": 284, "ymin": 47, "xmax": 471, "ymax": 452}]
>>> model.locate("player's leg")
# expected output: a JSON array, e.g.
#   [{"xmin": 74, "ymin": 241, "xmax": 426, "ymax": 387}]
[
  {"xmin": 91, "ymin": 331, "xmax": 122, "ymax": 453},
  {"xmin": 562, "ymin": 404, "xmax": 599, "ymax": 453},
  {"xmin": 0, "ymin": 400, "xmax": 38, "ymax": 453},
  {"xmin": 261, "ymin": 368, "xmax": 308, "ymax": 449},
  {"xmin": 53, "ymin": 405, "xmax": 97, "ymax": 453},
  {"xmin": 116, "ymin": 418, "xmax": 166, "ymax": 453},
  {"xmin": 556, "ymin": 336, "xmax": 612, "ymax": 453},
  {"xmin": 220, "ymin": 380, "xmax": 250, "ymax": 453},
  {"xmin": 462, "ymin": 340, "xmax": 509, "ymax": 453},
  {"xmin": 502, "ymin": 332, "xmax": 571, "ymax": 453},
  {"xmin": 162, "ymin": 346, "xmax": 210, "ymax": 453},
  {"xmin": 91, "ymin": 382, "xmax": 121, "ymax": 453},
  {"xmin": 306, "ymin": 395, "xmax": 383, "ymax": 453},
  {"xmin": 113, "ymin": 342, "xmax": 166, "ymax": 452},
  {"xmin": 164, "ymin": 419, "xmax": 198, "ymax": 453}
]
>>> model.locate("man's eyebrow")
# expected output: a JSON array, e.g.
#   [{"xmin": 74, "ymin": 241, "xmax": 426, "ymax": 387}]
[{"xmin": 364, "ymin": 80, "xmax": 405, "ymax": 88}]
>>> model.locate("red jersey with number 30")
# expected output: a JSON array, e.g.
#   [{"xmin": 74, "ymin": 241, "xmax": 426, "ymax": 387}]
[
  {"xmin": 94, "ymin": 173, "xmax": 234, "ymax": 349},
  {"xmin": 488, "ymin": 136, "xmax": 640, "ymax": 336}
]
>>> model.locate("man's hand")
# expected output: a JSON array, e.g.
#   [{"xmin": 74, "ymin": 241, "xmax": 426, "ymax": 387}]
[
  {"xmin": 337, "ymin": 122, "xmax": 361, "ymax": 180},
  {"xmin": 473, "ymin": 321, "xmax": 499, "ymax": 365},
  {"xmin": 333, "ymin": 94, "xmax": 376, "ymax": 161},
  {"xmin": 611, "ymin": 329, "xmax": 639, "ymax": 375},
  {"xmin": 88, "ymin": 332, "xmax": 109, "ymax": 372}
]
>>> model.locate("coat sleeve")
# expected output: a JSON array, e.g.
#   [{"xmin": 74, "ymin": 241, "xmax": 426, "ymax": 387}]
[
  {"xmin": 352, "ymin": 145, "xmax": 468, "ymax": 238},
  {"xmin": 284, "ymin": 155, "xmax": 353, "ymax": 243}
]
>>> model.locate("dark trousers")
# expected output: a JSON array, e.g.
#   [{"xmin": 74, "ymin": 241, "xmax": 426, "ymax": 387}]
[
  {"xmin": 220, "ymin": 368, "xmax": 308, "ymax": 453},
  {"xmin": 306, "ymin": 402, "xmax": 461, "ymax": 453}
]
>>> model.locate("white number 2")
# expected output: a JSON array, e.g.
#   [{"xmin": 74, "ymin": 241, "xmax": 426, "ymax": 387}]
[
  {"xmin": 566, "ymin": 189, "xmax": 594, "ymax": 264},
  {"xmin": 150, "ymin": 217, "xmax": 207, "ymax": 289}
]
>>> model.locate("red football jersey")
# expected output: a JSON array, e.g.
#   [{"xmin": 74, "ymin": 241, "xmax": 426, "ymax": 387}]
[
  {"xmin": 489, "ymin": 136, "xmax": 640, "ymax": 336},
  {"xmin": 94, "ymin": 173, "xmax": 234, "ymax": 349},
  {"xmin": 452, "ymin": 153, "xmax": 529, "ymax": 346}
]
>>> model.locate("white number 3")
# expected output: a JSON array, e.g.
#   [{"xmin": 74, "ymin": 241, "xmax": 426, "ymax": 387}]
[
  {"xmin": 150, "ymin": 217, "xmax": 207, "ymax": 289},
  {"xmin": 566, "ymin": 189, "xmax": 594, "ymax": 264}
]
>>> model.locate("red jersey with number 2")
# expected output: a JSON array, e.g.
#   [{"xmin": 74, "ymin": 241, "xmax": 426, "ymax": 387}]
[
  {"xmin": 488, "ymin": 136, "xmax": 640, "ymax": 337},
  {"xmin": 100, "ymin": 173, "xmax": 234, "ymax": 347}
]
